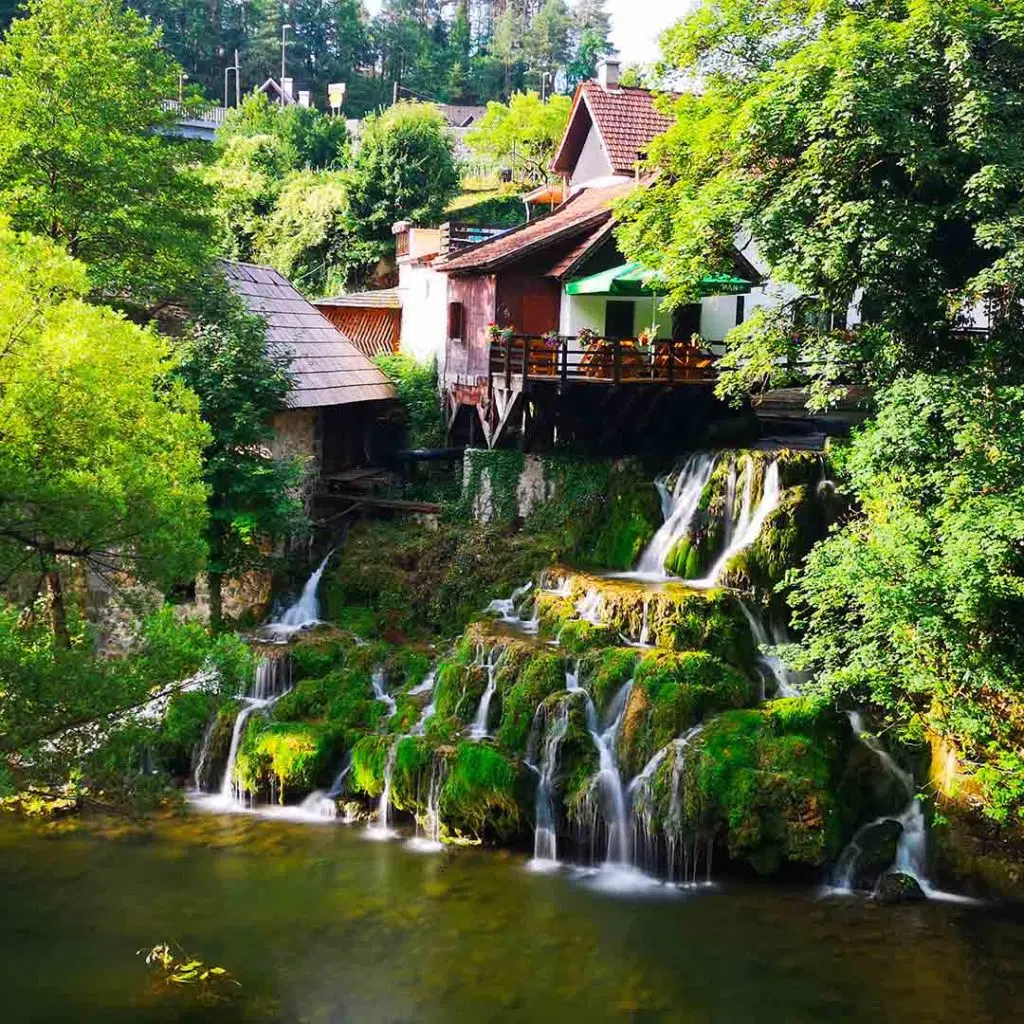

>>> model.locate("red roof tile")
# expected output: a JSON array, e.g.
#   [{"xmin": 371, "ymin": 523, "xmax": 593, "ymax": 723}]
[{"xmin": 552, "ymin": 83, "xmax": 674, "ymax": 178}]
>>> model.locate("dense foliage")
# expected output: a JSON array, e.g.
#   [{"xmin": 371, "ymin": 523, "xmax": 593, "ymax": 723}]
[
  {"xmin": 465, "ymin": 91, "xmax": 572, "ymax": 186},
  {"xmin": 0, "ymin": 220, "xmax": 209, "ymax": 641},
  {"xmin": 174, "ymin": 289, "xmax": 305, "ymax": 626},
  {"xmin": 0, "ymin": 0, "xmax": 213, "ymax": 307}
]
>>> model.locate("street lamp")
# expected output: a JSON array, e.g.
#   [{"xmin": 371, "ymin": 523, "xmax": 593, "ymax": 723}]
[
  {"xmin": 281, "ymin": 24, "xmax": 292, "ymax": 103},
  {"xmin": 178, "ymin": 72, "xmax": 189, "ymax": 104},
  {"xmin": 224, "ymin": 58, "xmax": 240, "ymax": 109}
]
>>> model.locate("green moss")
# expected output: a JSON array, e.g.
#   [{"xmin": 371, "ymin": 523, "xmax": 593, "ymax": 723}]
[
  {"xmin": 556, "ymin": 620, "xmax": 618, "ymax": 655},
  {"xmin": 235, "ymin": 720, "xmax": 336, "ymax": 803},
  {"xmin": 495, "ymin": 651, "xmax": 565, "ymax": 752},
  {"xmin": 350, "ymin": 734, "xmax": 395, "ymax": 798},
  {"xmin": 685, "ymin": 698, "xmax": 847, "ymax": 874},
  {"xmin": 459, "ymin": 448, "xmax": 526, "ymax": 524},
  {"xmin": 578, "ymin": 646, "xmax": 639, "ymax": 713},
  {"xmin": 433, "ymin": 660, "xmax": 487, "ymax": 722},
  {"xmin": 619, "ymin": 651, "xmax": 752, "ymax": 778},
  {"xmin": 440, "ymin": 742, "xmax": 522, "ymax": 839}
]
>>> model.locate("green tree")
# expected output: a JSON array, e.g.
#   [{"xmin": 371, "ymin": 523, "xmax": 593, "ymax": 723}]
[
  {"xmin": 466, "ymin": 91, "xmax": 572, "ymax": 184},
  {"xmin": 175, "ymin": 288, "xmax": 305, "ymax": 627},
  {"xmin": 0, "ymin": 0, "xmax": 214, "ymax": 307},
  {"xmin": 790, "ymin": 372, "xmax": 1024, "ymax": 825},
  {"xmin": 348, "ymin": 102, "xmax": 460, "ymax": 241},
  {"xmin": 217, "ymin": 92, "xmax": 349, "ymax": 171},
  {"xmin": 526, "ymin": 0, "xmax": 572, "ymax": 89},
  {"xmin": 616, "ymin": 0, "xmax": 1024, "ymax": 406},
  {"xmin": 255, "ymin": 169, "xmax": 383, "ymax": 294},
  {"xmin": 0, "ymin": 219, "xmax": 210, "ymax": 644}
]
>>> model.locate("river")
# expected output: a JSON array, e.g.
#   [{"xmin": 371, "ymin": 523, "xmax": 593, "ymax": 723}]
[{"xmin": 1, "ymin": 811, "xmax": 1022, "ymax": 1022}]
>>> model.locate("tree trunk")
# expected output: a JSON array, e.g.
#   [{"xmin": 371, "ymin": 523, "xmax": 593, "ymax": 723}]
[
  {"xmin": 46, "ymin": 570, "xmax": 71, "ymax": 648},
  {"xmin": 208, "ymin": 571, "xmax": 224, "ymax": 630}
]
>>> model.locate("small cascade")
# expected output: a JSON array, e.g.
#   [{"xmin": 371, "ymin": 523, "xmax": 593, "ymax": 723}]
[
  {"xmin": 527, "ymin": 695, "xmax": 573, "ymax": 869},
  {"xmin": 630, "ymin": 726, "xmax": 705, "ymax": 881},
  {"xmin": 368, "ymin": 740, "xmax": 399, "ymax": 839},
  {"xmin": 638, "ymin": 598, "xmax": 651, "ymax": 647},
  {"xmin": 697, "ymin": 460, "xmax": 781, "ymax": 587},
  {"xmin": 326, "ymin": 759, "xmax": 351, "ymax": 799},
  {"xmin": 486, "ymin": 581, "xmax": 539, "ymax": 633},
  {"xmin": 408, "ymin": 670, "xmax": 436, "ymax": 697},
  {"xmin": 217, "ymin": 699, "xmax": 271, "ymax": 804},
  {"xmin": 409, "ymin": 756, "xmax": 448, "ymax": 852},
  {"xmin": 192, "ymin": 716, "xmax": 217, "ymax": 791},
  {"xmin": 468, "ymin": 646, "xmax": 501, "ymax": 740},
  {"xmin": 721, "ymin": 459, "xmax": 738, "ymax": 551},
  {"xmin": 411, "ymin": 695, "xmax": 436, "ymax": 736},
  {"xmin": 635, "ymin": 454, "xmax": 719, "ymax": 576},
  {"xmin": 371, "ymin": 667, "xmax": 397, "ymax": 721},
  {"xmin": 296, "ymin": 790, "xmax": 339, "ymax": 819},
  {"xmin": 832, "ymin": 712, "xmax": 932, "ymax": 894},
  {"xmin": 737, "ymin": 600, "xmax": 801, "ymax": 698},
  {"xmin": 262, "ymin": 549, "xmax": 334, "ymax": 639},
  {"xmin": 583, "ymin": 680, "xmax": 634, "ymax": 867},
  {"xmin": 252, "ymin": 652, "xmax": 292, "ymax": 700},
  {"xmin": 574, "ymin": 587, "xmax": 605, "ymax": 624}
]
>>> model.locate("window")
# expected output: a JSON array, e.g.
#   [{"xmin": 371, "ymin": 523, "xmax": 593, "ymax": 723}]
[
  {"xmin": 604, "ymin": 300, "xmax": 635, "ymax": 339},
  {"xmin": 447, "ymin": 301, "xmax": 464, "ymax": 342},
  {"xmin": 735, "ymin": 295, "xmax": 746, "ymax": 326}
]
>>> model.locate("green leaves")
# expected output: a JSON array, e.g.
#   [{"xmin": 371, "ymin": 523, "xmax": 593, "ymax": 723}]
[{"xmin": 0, "ymin": 0, "xmax": 214, "ymax": 307}]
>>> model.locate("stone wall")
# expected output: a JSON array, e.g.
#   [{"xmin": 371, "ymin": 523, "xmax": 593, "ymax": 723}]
[{"xmin": 271, "ymin": 408, "xmax": 320, "ymax": 500}]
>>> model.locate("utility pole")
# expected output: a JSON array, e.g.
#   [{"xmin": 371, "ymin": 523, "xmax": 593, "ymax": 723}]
[
  {"xmin": 392, "ymin": 80, "xmax": 399, "ymax": 106},
  {"xmin": 223, "ymin": 55, "xmax": 240, "ymax": 108},
  {"xmin": 281, "ymin": 23, "xmax": 291, "ymax": 103},
  {"xmin": 234, "ymin": 48, "xmax": 241, "ymax": 108},
  {"xmin": 178, "ymin": 72, "xmax": 188, "ymax": 103}
]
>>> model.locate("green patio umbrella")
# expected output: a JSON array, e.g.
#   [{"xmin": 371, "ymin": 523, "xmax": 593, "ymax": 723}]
[{"xmin": 565, "ymin": 262, "xmax": 752, "ymax": 297}]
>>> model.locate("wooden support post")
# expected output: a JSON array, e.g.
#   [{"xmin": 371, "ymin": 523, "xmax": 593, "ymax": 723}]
[
  {"xmin": 560, "ymin": 337, "xmax": 568, "ymax": 389},
  {"xmin": 504, "ymin": 333, "xmax": 512, "ymax": 391},
  {"xmin": 667, "ymin": 340, "xmax": 675, "ymax": 384},
  {"xmin": 522, "ymin": 335, "xmax": 531, "ymax": 388},
  {"xmin": 613, "ymin": 338, "xmax": 622, "ymax": 384}
]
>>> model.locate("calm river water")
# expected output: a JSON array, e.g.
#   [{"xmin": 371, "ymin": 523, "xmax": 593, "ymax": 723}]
[{"xmin": 1, "ymin": 810, "xmax": 1022, "ymax": 1022}]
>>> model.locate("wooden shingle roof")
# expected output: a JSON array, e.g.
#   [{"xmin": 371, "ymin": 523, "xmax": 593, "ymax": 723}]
[{"xmin": 222, "ymin": 261, "xmax": 396, "ymax": 409}]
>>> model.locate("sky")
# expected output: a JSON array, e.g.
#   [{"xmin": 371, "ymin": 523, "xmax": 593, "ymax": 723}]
[{"xmin": 608, "ymin": 0, "xmax": 696, "ymax": 66}]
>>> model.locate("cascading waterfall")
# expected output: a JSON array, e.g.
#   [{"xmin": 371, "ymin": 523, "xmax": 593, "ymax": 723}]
[
  {"xmin": 634, "ymin": 454, "xmax": 719, "ymax": 577},
  {"xmin": 486, "ymin": 581, "xmax": 539, "ymax": 633},
  {"xmin": 628, "ymin": 727, "xmax": 706, "ymax": 882},
  {"xmin": 263, "ymin": 549, "xmax": 335, "ymax": 638},
  {"xmin": 527, "ymin": 693, "xmax": 574, "ymax": 869},
  {"xmin": 409, "ymin": 756, "xmax": 448, "ymax": 852},
  {"xmin": 468, "ymin": 645, "xmax": 502, "ymax": 739},
  {"xmin": 368, "ymin": 741, "xmax": 399, "ymax": 839},
  {"xmin": 582, "ymin": 680, "xmax": 634, "ymax": 867},
  {"xmin": 192, "ymin": 717, "xmax": 217, "ymax": 791},
  {"xmin": 737, "ymin": 600, "xmax": 801, "ymax": 699},
  {"xmin": 371, "ymin": 667, "xmax": 397, "ymax": 720},
  {"xmin": 695, "ymin": 460, "xmax": 782, "ymax": 587},
  {"xmin": 831, "ymin": 712, "xmax": 931, "ymax": 894}
]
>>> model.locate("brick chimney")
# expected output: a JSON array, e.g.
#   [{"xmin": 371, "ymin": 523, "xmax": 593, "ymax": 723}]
[
  {"xmin": 297, "ymin": 90, "xmax": 311, "ymax": 108},
  {"xmin": 596, "ymin": 57, "xmax": 620, "ymax": 91}
]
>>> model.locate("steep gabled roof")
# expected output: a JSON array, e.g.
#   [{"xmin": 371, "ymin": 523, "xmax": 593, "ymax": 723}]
[
  {"xmin": 551, "ymin": 82, "xmax": 674, "ymax": 178},
  {"xmin": 222, "ymin": 261, "xmax": 395, "ymax": 409},
  {"xmin": 437, "ymin": 182, "xmax": 634, "ymax": 274}
]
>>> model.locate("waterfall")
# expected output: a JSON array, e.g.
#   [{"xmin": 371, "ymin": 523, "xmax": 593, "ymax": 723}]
[
  {"xmin": 696, "ymin": 460, "xmax": 781, "ymax": 587},
  {"xmin": 486, "ymin": 581, "xmax": 539, "ymax": 633},
  {"xmin": 722, "ymin": 459, "xmax": 738, "ymax": 550},
  {"xmin": 217, "ymin": 699, "xmax": 269, "ymax": 804},
  {"xmin": 368, "ymin": 740, "xmax": 399, "ymax": 839},
  {"xmin": 263, "ymin": 549, "xmax": 335, "ymax": 638},
  {"xmin": 584, "ymin": 680, "xmax": 634, "ymax": 867},
  {"xmin": 638, "ymin": 598, "xmax": 651, "ymax": 647},
  {"xmin": 635, "ymin": 454, "xmax": 719, "ymax": 577},
  {"xmin": 629, "ymin": 726, "xmax": 704, "ymax": 880},
  {"xmin": 574, "ymin": 587, "xmax": 605, "ymax": 624},
  {"xmin": 468, "ymin": 646, "xmax": 501, "ymax": 740},
  {"xmin": 737, "ymin": 600, "xmax": 801, "ymax": 698},
  {"xmin": 527, "ymin": 695, "xmax": 573, "ymax": 870},
  {"xmin": 192, "ymin": 716, "xmax": 217, "ymax": 791},
  {"xmin": 409, "ymin": 756, "xmax": 448, "ymax": 852},
  {"xmin": 408, "ymin": 670, "xmax": 436, "ymax": 697},
  {"xmin": 371, "ymin": 667, "xmax": 397, "ymax": 721},
  {"xmin": 326, "ymin": 759, "xmax": 351, "ymax": 799},
  {"xmin": 831, "ymin": 712, "xmax": 931, "ymax": 893}
]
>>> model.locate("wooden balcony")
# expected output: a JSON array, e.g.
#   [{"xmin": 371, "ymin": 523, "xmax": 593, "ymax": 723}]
[{"xmin": 488, "ymin": 334, "xmax": 717, "ymax": 390}]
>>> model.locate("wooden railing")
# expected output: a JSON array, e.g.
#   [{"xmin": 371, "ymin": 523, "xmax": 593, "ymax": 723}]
[
  {"xmin": 489, "ymin": 334, "xmax": 717, "ymax": 388},
  {"xmin": 439, "ymin": 222, "xmax": 508, "ymax": 257}
]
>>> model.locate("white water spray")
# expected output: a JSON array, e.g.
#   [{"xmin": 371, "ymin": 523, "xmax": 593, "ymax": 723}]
[{"xmin": 263, "ymin": 550, "xmax": 334, "ymax": 638}]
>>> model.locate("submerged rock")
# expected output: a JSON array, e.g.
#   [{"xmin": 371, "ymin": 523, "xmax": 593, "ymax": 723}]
[
  {"xmin": 875, "ymin": 872, "xmax": 927, "ymax": 903},
  {"xmin": 846, "ymin": 819, "xmax": 904, "ymax": 892}
]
